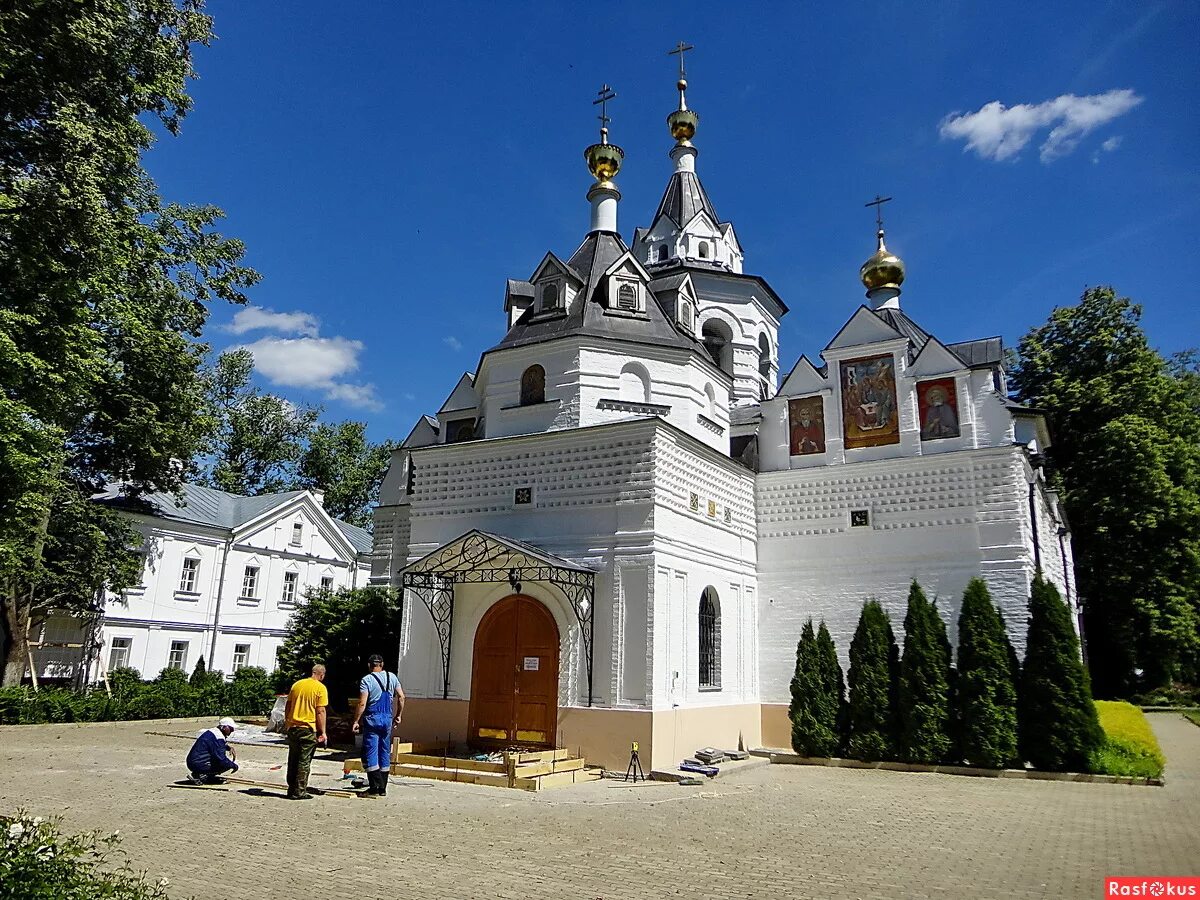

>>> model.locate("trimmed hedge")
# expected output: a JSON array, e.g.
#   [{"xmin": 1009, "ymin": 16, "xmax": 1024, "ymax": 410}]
[
  {"xmin": 1090, "ymin": 700, "xmax": 1166, "ymax": 778},
  {"xmin": 0, "ymin": 666, "xmax": 274, "ymax": 725}
]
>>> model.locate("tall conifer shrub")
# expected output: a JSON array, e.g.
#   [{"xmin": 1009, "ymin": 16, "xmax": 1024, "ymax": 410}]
[
  {"xmin": 846, "ymin": 600, "xmax": 898, "ymax": 761},
  {"xmin": 1019, "ymin": 575, "xmax": 1103, "ymax": 771},
  {"xmin": 789, "ymin": 619, "xmax": 839, "ymax": 756},
  {"xmin": 897, "ymin": 581, "xmax": 953, "ymax": 763},
  {"xmin": 957, "ymin": 578, "xmax": 1019, "ymax": 768}
]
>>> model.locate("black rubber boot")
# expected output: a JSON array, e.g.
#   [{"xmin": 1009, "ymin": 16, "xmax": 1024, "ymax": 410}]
[
  {"xmin": 365, "ymin": 770, "xmax": 381, "ymax": 795},
  {"xmin": 376, "ymin": 770, "xmax": 387, "ymax": 797}
]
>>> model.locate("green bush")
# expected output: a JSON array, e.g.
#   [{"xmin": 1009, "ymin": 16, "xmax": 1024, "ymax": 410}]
[
  {"xmin": 1089, "ymin": 700, "xmax": 1166, "ymax": 778},
  {"xmin": 957, "ymin": 578, "xmax": 1019, "ymax": 768},
  {"xmin": 897, "ymin": 581, "xmax": 953, "ymax": 763},
  {"xmin": 845, "ymin": 600, "xmax": 898, "ymax": 761},
  {"xmin": 0, "ymin": 666, "xmax": 275, "ymax": 726},
  {"xmin": 0, "ymin": 811, "xmax": 172, "ymax": 899},
  {"xmin": 788, "ymin": 620, "xmax": 840, "ymax": 756},
  {"xmin": 1019, "ymin": 575, "xmax": 1104, "ymax": 771}
]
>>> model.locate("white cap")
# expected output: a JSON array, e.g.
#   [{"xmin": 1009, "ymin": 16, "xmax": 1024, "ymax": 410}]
[{"xmin": 218, "ymin": 717, "xmax": 236, "ymax": 730}]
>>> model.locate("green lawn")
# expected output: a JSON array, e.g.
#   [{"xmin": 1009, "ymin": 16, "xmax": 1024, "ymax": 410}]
[
  {"xmin": 1182, "ymin": 709, "xmax": 1200, "ymax": 728},
  {"xmin": 1090, "ymin": 700, "xmax": 1166, "ymax": 779}
]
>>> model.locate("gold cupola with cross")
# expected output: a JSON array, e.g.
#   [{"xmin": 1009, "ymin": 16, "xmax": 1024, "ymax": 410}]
[
  {"xmin": 860, "ymin": 196, "xmax": 906, "ymax": 306},
  {"xmin": 584, "ymin": 84, "xmax": 623, "ymax": 234}
]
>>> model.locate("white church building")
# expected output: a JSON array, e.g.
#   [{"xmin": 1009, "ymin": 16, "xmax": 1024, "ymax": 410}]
[{"xmin": 371, "ymin": 69, "xmax": 1074, "ymax": 772}]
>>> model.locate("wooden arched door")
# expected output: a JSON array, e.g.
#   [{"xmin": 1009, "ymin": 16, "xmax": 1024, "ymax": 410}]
[{"xmin": 468, "ymin": 595, "xmax": 559, "ymax": 748}]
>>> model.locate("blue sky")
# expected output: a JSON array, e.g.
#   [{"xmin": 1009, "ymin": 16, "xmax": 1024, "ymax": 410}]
[{"xmin": 149, "ymin": 1, "xmax": 1200, "ymax": 442}]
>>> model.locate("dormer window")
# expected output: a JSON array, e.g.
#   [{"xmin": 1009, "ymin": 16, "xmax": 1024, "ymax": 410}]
[
  {"xmin": 698, "ymin": 241, "xmax": 710, "ymax": 259},
  {"xmin": 657, "ymin": 245, "xmax": 668, "ymax": 263},
  {"xmin": 520, "ymin": 365, "xmax": 545, "ymax": 406},
  {"xmin": 617, "ymin": 283, "xmax": 637, "ymax": 311},
  {"xmin": 540, "ymin": 282, "xmax": 560, "ymax": 311},
  {"xmin": 679, "ymin": 300, "xmax": 693, "ymax": 332}
]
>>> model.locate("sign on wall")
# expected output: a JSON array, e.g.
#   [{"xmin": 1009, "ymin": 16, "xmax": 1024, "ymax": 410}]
[
  {"xmin": 788, "ymin": 395, "xmax": 826, "ymax": 456},
  {"xmin": 840, "ymin": 354, "xmax": 900, "ymax": 449},
  {"xmin": 917, "ymin": 378, "xmax": 960, "ymax": 441}
]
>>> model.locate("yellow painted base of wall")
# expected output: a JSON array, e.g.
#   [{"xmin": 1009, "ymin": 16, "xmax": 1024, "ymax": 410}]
[
  {"xmin": 760, "ymin": 703, "xmax": 791, "ymax": 751},
  {"xmin": 398, "ymin": 698, "xmax": 767, "ymax": 773}
]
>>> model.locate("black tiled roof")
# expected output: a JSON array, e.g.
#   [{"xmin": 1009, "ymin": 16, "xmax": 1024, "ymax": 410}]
[
  {"xmin": 947, "ymin": 337, "xmax": 1005, "ymax": 368},
  {"xmin": 654, "ymin": 171, "xmax": 720, "ymax": 227}
]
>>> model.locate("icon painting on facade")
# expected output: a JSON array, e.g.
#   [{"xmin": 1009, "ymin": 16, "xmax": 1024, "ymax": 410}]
[
  {"xmin": 917, "ymin": 378, "xmax": 960, "ymax": 440},
  {"xmin": 840, "ymin": 353, "xmax": 899, "ymax": 449},
  {"xmin": 788, "ymin": 395, "xmax": 826, "ymax": 455}
]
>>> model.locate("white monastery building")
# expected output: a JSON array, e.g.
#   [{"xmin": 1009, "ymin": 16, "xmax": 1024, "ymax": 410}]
[
  {"xmin": 368, "ymin": 63, "xmax": 1074, "ymax": 772},
  {"xmin": 36, "ymin": 484, "xmax": 371, "ymax": 682}
]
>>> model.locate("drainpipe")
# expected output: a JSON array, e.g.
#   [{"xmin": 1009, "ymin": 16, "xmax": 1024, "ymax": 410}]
[
  {"xmin": 208, "ymin": 531, "xmax": 234, "ymax": 668},
  {"xmin": 1026, "ymin": 454, "xmax": 1043, "ymax": 572}
]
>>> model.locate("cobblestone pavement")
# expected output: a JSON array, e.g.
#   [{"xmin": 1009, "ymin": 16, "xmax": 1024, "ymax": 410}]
[{"xmin": 1, "ymin": 714, "xmax": 1197, "ymax": 899}]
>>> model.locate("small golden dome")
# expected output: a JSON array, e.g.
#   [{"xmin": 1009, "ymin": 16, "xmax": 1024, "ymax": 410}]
[
  {"xmin": 584, "ymin": 138, "xmax": 624, "ymax": 183},
  {"xmin": 667, "ymin": 107, "xmax": 698, "ymax": 143},
  {"xmin": 860, "ymin": 229, "xmax": 905, "ymax": 290}
]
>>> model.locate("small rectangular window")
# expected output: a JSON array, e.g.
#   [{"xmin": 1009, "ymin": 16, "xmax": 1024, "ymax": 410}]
[
  {"xmin": 291, "ymin": 522, "xmax": 303, "ymax": 546},
  {"xmin": 241, "ymin": 566, "xmax": 259, "ymax": 599},
  {"xmin": 232, "ymin": 644, "xmax": 250, "ymax": 672},
  {"xmin": 320, "ymin": 576, "xmax": 334, "ymax": 592},
  {"xmin": 108, "ymin": 637, "xmax": 131, "ymax": 672},
  {"xmin": 178, "ymin": 557, "xmax": 200, "ymax": 593},
  {"xmin": 281, "ymin": 571, "xmax": 298, "ymax": 605},
  {"xmin": 168, "ymin": 640, "xmax": 188, "ymax": 671}
]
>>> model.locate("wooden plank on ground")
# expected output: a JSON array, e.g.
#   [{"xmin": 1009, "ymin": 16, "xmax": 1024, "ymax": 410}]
[
  {"xmin": 513, "ymin": 761, "xmax": 554, "ymax": 778},
  {"xmin": 513, "ymin": 748, "xmax": 569, "ymax": 764},
  {"xmin": 393, "ymin": 753, "xmax": 506, "ymax": 773},
  {"xmin": 529, "ymin": 770, "xmax": 581, "ymax": 790},
  {"xmin": 551, "ymin": 757, "xmax": 585, "ymax": 773}
]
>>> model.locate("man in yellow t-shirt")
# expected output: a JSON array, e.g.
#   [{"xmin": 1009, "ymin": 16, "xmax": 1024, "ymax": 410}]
[{"xmin": 283, "ymin": 664, "xmax": 329, "ymax": 800}]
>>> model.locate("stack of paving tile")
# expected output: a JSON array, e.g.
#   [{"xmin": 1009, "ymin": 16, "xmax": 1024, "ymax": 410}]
[{"xmin": 345, "ymin": 747, "xmax": 601, "ymax": 791}]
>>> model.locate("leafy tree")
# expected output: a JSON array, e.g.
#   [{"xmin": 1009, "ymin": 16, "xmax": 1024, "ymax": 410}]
[
  {"xmin": 199, "ymin": 350, "xmax": 318, "ymax": 495},
  {"xmin": 294, "ymin": 421, "xmax": 392, "ymax": 528},
  {"xmin": 1019, "ymin": 575, "xmax": 1104, "ymax": 771},
  {"xmin": 845, "ymin": 600, "xmax": 899, "ymax": 761},
  {"xmin": 1011, "ymin": 287, "xmax": 1200, "ymax": 695},
  {"xmin": 275, "ymin": 587, "xmax": 403, "ymax": 709},
  {"xmin": 897, "ymin": 581, "xmax": 953, "ymax": 763},
  {"xmin": 956, "ymin": 578, "xmax": 1019, "ymax": 768},
  {"xmin": 0, "ymin": 1, "xmax": 256, "ymax": 685},
  {"xmin": 788, "ymin": 619, "xmax": 839, "ymax": 756}
]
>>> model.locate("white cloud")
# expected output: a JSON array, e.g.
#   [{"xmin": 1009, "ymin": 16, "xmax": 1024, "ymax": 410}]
[
  {"xmin": 1101, "ymin": 135, "xmax": 1123, "ymax": 152},
  {"xmin": 238, "ymin": 335, "xmax": 381, "ymax": 410},
  {"xmin": 325, "ymin": 382, "xmax": 383, "ymax": 411},
  {"xmin": 939, "ymin": 89, "xmax": 1142, "ymax": 163},
  {"xmin": 224, "ymin": 306, "xmax": 320, "ymax": 337},
  {"xmin": 443, "ymin": 336, "xmax": 463, "ymax": 351}
]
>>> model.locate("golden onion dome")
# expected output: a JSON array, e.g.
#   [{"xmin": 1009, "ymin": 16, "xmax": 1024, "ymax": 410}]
[
  {"xmin": 584, "ymin": 132, "xmax": 624, "ymax": 184},
  {"xmin": 667, "ymin": 79, "xmax": 698, "ymax": 143},
  {"xmin": 860, "ymin": 229, "xmax": 905, "ymax": 290}
]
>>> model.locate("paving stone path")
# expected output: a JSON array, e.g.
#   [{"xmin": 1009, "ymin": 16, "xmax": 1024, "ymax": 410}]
[{"xmin": 1, "ymin": 713, "xmax": 1197, "ymax": 899}]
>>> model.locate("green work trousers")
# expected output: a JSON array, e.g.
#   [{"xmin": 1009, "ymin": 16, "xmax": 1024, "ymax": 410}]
[{"xmin": 286, "ymin": 725, "xmax": 317, "ymax": 798}]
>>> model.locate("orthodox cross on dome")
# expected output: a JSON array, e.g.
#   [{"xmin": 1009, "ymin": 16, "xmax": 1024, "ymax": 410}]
[
  {"xmin": 669, "ymin": 40, "xmax": 694, "ymax": 79},
  {"xmin": 669, "ymin": 40, "xmax": 695, "ymax": 110},
  {"xmin": 864, "ymin": 194, "xmax": 893, "ymax": 231},
  {"xmin": 593, "ymin": 84, "xmax": 616, "ymax": 143}
]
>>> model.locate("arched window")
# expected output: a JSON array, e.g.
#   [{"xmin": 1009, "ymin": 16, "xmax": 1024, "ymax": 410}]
[
  {"xmin": 617, "ymin": 282, "xmax": 638, "ymax": 311},
  {"xmin": 679, "ymin": 300, "xmax": 693, "ymax": 332},
  {"xmin": 698, "ymin": 241, "xmax": 710, "ymax": 259},
  {"xmin": 620, "ymin": 362, "xmax": 651, "ymax": 404},
  {"xmin": 701, "ymin": 319, "xmax": 733, "ymax": 375},
  {"xmin": 699, "ymin": 587, "xmax": 721, "ymax": 689},
  {"xmin": 520, "ymin": 365, "xmax": 545, "ymax": 406},
  {"xmin": 541, "ymin": 283, "xmax": 560, "ymax": 310},
  {"xmin": 758, "ymin": 333, "xmax": 772, "ymax": 399}
]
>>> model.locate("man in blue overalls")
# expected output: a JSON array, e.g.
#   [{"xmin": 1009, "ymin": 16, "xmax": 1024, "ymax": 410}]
[{"xmin": 351, "ymin": 654, "xmax": 405, "ymax": 796}]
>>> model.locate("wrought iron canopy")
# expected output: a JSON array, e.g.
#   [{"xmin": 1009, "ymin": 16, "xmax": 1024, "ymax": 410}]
[{"xmin": 397, "ymin": 530, "xmax": 598, "ymax": 706}]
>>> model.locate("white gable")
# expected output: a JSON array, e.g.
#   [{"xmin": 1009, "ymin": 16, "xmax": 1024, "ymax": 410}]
[
  {"xmin": 778, "ymin": 356, "xmax": 829, "ymax": 397},
  {"xmin": 529, "ymin": 251, "xmax": 581, "ymax": 286},
  {"xmin": 909, "ymin": 337, "xmax": 969, "ymax": 378},
  {"xmin": 439, "ymin": 372, "xmax": 478, "ymax": 413},
  {"xmin": 602, "ymin": 250, "xmax": 653, "ymax": 283},
  {"xmin": 824, "ymin": 306, "xmax": 904, "ymax": 353}
]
